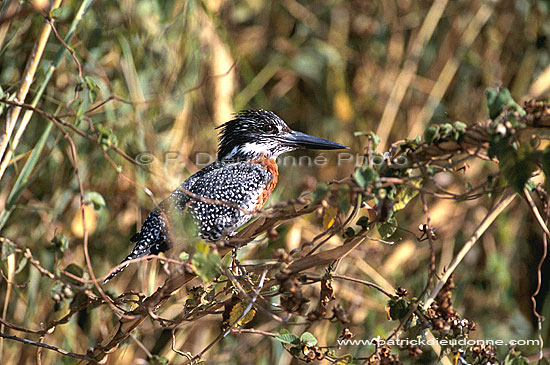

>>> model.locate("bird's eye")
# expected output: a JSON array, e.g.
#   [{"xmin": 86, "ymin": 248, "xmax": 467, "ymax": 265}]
[{"xmin": 262, "ymin": 124, "xmax": 277, "ymax": 134}]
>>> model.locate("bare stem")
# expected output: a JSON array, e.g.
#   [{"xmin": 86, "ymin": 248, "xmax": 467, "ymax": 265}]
[{"xmin": 422, "ymin": 190, "xmax": 516, "ymax": 310}]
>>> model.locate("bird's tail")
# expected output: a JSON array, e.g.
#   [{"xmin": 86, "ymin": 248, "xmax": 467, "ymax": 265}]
[
  {"xmin": 104, "ymin": 209, "xmax": 170, "ymax": 283},
  {"xmin": 104, "ymin": 241, "xmax": 149, "ymax": 282},
  {"xmin": 103, "ymin": 261, "xmax": 130, "ymax": 283}
]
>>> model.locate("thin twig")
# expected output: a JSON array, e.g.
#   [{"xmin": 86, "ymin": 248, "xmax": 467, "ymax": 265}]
[
  {"xmin": 0, "ymin": 317, "xmax": 46, "ymax": 335},
  {"xmin": 0, "ymin": 332, "xmax": 95, "ymax": 362},
  {"xmin": 331, "ymin": 274, "xmax": 392, "ymax": 298},
  {"xmin": 422, "ymin": 190, "xmax": 516, "ymax": 310},
  {"xmin": 231, "ymin": 328, "xmax": 277, "ymax": 337},
  {"xmin": 184, "ymin": 268, "xmax": 269, "ymax": 364},
  {"xmin": 526, "ymin": 188, "xmax": 549, "ymax": 361},
  {"xmin": 523, "ymin": 188, "xmax": 550, "ymax": 237}
]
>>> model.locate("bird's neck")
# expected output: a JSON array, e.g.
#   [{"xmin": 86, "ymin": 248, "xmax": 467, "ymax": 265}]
[{"xmin": 218, "ymin": 143, "xmax": 278, "ymax": 162}]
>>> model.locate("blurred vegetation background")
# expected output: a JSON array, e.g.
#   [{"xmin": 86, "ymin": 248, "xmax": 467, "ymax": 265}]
[{"xmin": 1, "ymin": 0, "xmax": 550, "ymax": 363}]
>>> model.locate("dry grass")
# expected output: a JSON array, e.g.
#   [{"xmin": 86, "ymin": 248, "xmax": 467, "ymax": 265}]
[{"xmin": 1, "ymin": 0, "xmax": 550, "ymax": 363}]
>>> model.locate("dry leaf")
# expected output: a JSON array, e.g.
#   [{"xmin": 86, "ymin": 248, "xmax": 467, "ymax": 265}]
[
  {"xmin": 229, "ymin": 300, "xmax": 256, "ymax": 327},
  {"xmin": 322, "ymin": 206, "xmax": 338, "ymax": 229}
]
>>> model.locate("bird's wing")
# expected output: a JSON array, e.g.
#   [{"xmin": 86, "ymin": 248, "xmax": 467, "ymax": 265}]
[
  {"xmin": 127, "ymin": 162, "xmax": 222, "ymax": 244},
  {"xmin": 104, "ymin": 162, "xmax": 273, "ymax": 282},
  {"xmin": 174, "ymin": 161, "xmax": 273, "ymax": 240}
]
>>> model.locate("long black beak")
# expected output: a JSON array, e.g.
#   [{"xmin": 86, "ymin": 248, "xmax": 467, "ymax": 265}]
[{"xmin": 281, "ymin": 130, "xmax": 349, "ymax": 150}]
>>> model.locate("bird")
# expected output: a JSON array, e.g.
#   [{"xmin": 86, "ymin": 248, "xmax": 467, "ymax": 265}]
[{"xmin": 104, "ymin": 110, "xmax": 348, "ymax": 282}]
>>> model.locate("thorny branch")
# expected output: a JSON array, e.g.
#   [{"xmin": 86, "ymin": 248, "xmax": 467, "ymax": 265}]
[
  {"xmin": 1, "ymin": 95, "xmax": 550, "ymax": 363},
  {"xmin": 0, "ymin": 332, "xmax": 95, "ymax": 362}
]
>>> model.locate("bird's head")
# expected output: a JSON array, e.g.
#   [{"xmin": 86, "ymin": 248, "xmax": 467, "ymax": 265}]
[{"xmin": 217, "ymin": 110, "xmax": 348, "ymax": 161}]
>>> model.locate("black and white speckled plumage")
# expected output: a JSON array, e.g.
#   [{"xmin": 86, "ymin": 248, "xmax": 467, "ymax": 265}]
[
  {"xmin": 103, "ymin": 161, "xmax": 273, "ymax": 282},
  {"xmin": 170, "ymin": 161, "xmax": 273, "ymax": 240},
  {"xmin": 104, "ymin": 110, "xmax": 346, "ymax": 282}
]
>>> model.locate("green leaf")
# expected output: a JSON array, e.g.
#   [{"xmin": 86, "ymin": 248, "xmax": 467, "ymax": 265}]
[
  {"xmin": 338, "ymin": 186, "xmax": 350, "ymax": 214},
  {"xmin": 486, "ymin": 88, "xmax": 503, "ymax": 119},
  {"xmin": 388, "ymin": 296, "xmax": 409, "ymax": 320},
  {"xmin": 85, "ymin": 76, "xmax": 100, "ymax": 103},
  {"xmin": 488, "ymin": 132, "xmax": 509, "ymax": 159},
  {"xmin": 408, "ymin": 324, "xmax": 427, "ymax": 339},
  {"xmin": 75, "ymin": 95, "xmax": 89, "ymax": 121},
  {"xmin": 354, "ymin": 131, "xmax": 380, "ymax": 147},
  {"xmin": 370, "ymin": 133, "xmax": 381, "ymax": 147},
  {"xmin": 50, "ymin": 7, "xmax": 71, "ymax": 20},
  {"xmin": 15, "ymin": 256, "xmax": 28, "ymax": 274},
  {"xmin": 485, "ymin": 87, "xmax": 525, "ymax": 119},
  {"xmin": 393, "ymin": 181, "xmax": 421, "ymax": 212},
  {"xmin": 275, "ymin": 332, "xmax": 300, "ymax": 345},
  {"xmin": 300, "ymin": 332, "xmax": 318, "ymax": 346},
  {"xmin": 97, "ymin": 125, "xmax": 119, "ymax": 149},
  {"xmin": 1, "ymin": 237, "xmax": 16, "ymax": 260},
  {"xmin": 191, "ymin": 250, "xmax": 221, "ymax": 282},
  {"xmin": 453, "ymin": 121, "xmax": 467, "ymax": 132},
  {"xmin": 289, "ymin": 346, "xmax": 301, "ymax": 356},
  {"xmin": 86, "ymin": 191, "xmax": 106, "ymax": 210},
  {"xmin": 500, "ymin": 142, "xmax": 537, "ymax": 192},
  {"xmin": 439, "ymin": 123, "xmax": 453, "ymax": 139},
  {"xmin": 7, "ymin": 0, "xmax": 97, "ymax": 226},
  {"xmin": 364, "ymin": 167, "xmax": 379, "ymax": 184},
  {"xmin": 356, "ymin": 216, "xmax": 370, "ymax": 229},
  {"xmin": 423, "ymin": 125, "xmax": 439, "ymax": 144},
  {"xmin": 0, "ymin": 89, "xmax": 13, "ymax": 116},
  {"xmin": 377, "ymin": 217, "xmax": 397, "ymax": 239},
  {"xmin": 353, "ymin": 169, "xmax": 367, "ymax": 188},
  {"xmin": 312, "ymin": 183, "xmax": 329, "ymax": 203},
  {"xmin": 51, "ymin": 233, "xmax": 69, "ymax": 253},
  {"xmin": 354, "ymin": 166, "xmax": 378, "ymax": 188},
  {"xmin": 489, "ymin": 133, "xmax": 537, "ymax": 192}
]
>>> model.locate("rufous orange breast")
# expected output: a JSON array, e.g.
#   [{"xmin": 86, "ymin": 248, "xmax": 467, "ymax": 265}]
[{"xmin": 250, "ymin": 155, "xmax": 279, "ymax": 209}]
